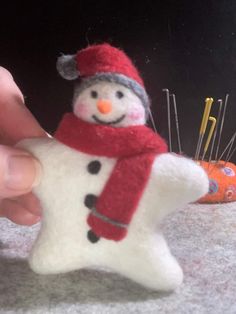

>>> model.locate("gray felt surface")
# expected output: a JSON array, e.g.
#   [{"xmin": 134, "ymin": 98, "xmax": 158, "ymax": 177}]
[{"xmin": 0, "ymin": 203, "xmax": 236, "ymax": 314}]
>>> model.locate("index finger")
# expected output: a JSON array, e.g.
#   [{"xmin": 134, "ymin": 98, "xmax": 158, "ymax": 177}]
[{"xmin": 0, "ymin": 67, "xmax": 47, "ymax": 144}]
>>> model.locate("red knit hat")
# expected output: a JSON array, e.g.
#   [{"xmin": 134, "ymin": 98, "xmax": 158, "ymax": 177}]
[
  {"xmin": 57, "ymin": 43, "xmax": 150, "ymax": 112},
  {"xmin": 76, "ymin": 43, "xmax": 144, "ymax": 87}
]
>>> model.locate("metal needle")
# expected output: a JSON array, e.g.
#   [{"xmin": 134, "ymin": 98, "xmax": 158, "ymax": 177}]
[
  {"xmin": 208, "ymin": 99, "xmax": 222, "ymax": 163},
  {"xmin": 202, "ymin": 116, "xmax": 216, "ymax": 160},
  {"xmin": 170, "ymin": 93, "xmax": 182, "ymax": 154},
  {"xmin": 215, "ymin": 94, "xmax": 229, "ymax": 160},
  {"xmin": 217, "ymin": 131, "xmax": 236, "ymax": 162},
  {"xmin": 162, "ymin": 89, "xmax": 172, "ymax": 152},
  {"xmin": 195, "ymin": 98, "xmax": 214, "ymax": 160},
  {"xmin": 225, "ymin": 145, "xmax": 236, "ymax": 163},
  {"xmin": 225, "ymin": 133, "xmax": 236, "ymax": 162},
  {"xmin": 147, "ymin": 107, "xmax": 158, "ymax": 134}
]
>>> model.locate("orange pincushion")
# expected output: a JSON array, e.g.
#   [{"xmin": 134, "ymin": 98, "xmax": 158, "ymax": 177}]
[{"xmin": 198, "ymin": 160, "xmax": 236, "ymax": 203}]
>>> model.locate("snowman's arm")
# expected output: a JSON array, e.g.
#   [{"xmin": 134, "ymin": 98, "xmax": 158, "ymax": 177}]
[{"xmin": 151, "ymin": 153, "xmax": 209, "ymax": 209}]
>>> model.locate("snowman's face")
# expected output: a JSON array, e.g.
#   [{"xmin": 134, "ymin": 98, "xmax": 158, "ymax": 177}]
[{"xmin": 73, "ymin": 82, "xmax": 146, "ymax": 127}]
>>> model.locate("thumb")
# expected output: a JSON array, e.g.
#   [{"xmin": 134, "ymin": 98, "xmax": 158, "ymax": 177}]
[{"xmin": 0, "ymin": 145, "xmax": 41, "ymax": 199}]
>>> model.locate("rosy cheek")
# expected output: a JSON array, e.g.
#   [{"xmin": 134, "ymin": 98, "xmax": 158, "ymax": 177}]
[
  {"xmin": 74, "ymin": 103, "xmax": 90, "ymax": 118},
  {"xmin": 127, "ymin": 108, "xmax": 145, "ymax": 121}
]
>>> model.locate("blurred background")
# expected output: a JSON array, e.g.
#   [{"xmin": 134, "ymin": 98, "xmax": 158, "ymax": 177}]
[{"xmin": 0, "ymin": 0, "xmax": 235, "ymax": 162}]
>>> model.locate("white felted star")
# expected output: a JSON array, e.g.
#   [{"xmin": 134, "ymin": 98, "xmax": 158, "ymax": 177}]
[
  {"xmin": 18, "ymin": 137, "xmax": 208, "ymax": 291},
  {"xmin": 16, "ymin": 44, "xmax": 209, "ymax": 291}
]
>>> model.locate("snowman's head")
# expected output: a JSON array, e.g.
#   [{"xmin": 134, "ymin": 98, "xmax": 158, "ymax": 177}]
[
  {"xmin": 72, "ymin": 77, "xmax": 147, "ymax": 127},
  {"xmin": 57, "ymin": 43, "xmax": 151, "ymax": 127}
]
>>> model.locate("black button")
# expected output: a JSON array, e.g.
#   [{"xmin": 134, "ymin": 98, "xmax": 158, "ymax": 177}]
[
  {"xmin": 87, "ymin": 160, "xmax": 101, "ymax": 174},
  {"xmin": 84, "ymin": 194, "xmax": 97, "ymax": 209},
  {"xmin": 87, "ymin": 230, "xmax": 100, "ymax": 243}
]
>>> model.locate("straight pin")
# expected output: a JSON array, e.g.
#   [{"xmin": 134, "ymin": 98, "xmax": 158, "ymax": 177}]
[
  {"xmin": 170, "ymin": 94, "xmax": 182, "ymax": 154},
  {"xmin": 215, "ymin": 94, "xmax": 229, "ymax": 160},
  {"xmin": 147, "ymin": 107, "xmax": 158, "ymax": 134},
  {"xmin": 208, "ymin": 99, "xmax": 223, "ymax": 163},
  {"xmin": 226, "ymin": 145, "xmax": 236, "ymax": 163},
  {"xmin": 224, "ymin": 133, "xmax": 236, "ymax": 166},
  {"xmin": 162, "ymin": 89, "xmax": 172, "ymax": 152},
  {"xmin": 217, "ymin": 131, "xmax": 236, "ymax": 162},
  {"xmin": 195, "ymin": 98, "xmax": 214, "ymax": 160},
  {"xmin": 225, "ymin": 132, "xmax": 235, "ymax": 161},
  {"xmin": 202, "ymin": 116, "xmax": 216, "ymax": 160}
]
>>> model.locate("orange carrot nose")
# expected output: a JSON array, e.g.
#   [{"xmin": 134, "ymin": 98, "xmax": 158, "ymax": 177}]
[{"xmin": 97, "ymin": 99, "xmax": 112, "ymax": 114}]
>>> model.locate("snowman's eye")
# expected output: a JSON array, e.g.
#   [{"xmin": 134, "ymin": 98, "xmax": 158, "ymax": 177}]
[
  {"xmin": 91, "ymin": 90, "xmax": 98, "ymax": 98},
  {"xmin": 116, "ymin": 91, "xmax": 124, "ymax": 99}
]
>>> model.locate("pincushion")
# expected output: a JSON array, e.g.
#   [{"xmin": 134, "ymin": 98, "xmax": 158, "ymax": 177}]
[{"xmin": 199, "ymin": 161, "xmax": 236, "ymax": 203}]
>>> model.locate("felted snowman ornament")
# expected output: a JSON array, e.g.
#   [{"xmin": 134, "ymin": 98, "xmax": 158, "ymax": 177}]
[{"xmin": 19, "ymin": 43, "xmax": 209, "ymax": 291}]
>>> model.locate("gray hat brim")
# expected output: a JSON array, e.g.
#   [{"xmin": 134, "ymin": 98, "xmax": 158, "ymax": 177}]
[{"xmin": 73, "ymin": 73, "xmax": 150, "ymax": 119}]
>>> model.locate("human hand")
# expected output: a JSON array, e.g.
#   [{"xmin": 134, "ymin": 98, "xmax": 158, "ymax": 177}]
[{"xmin": 0, "ymin": 67, "xmax": 47, "ymax": 225}]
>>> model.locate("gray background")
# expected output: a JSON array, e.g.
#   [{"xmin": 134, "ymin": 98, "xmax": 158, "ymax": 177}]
[{"xmin": 0, "ymin": 203, "xmax": 236, "ymax": 313}]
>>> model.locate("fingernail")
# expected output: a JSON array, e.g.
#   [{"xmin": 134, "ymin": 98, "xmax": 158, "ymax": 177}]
[{"xmin": 6, "ymin": 155, "xmax": 42, "ymax": 190}]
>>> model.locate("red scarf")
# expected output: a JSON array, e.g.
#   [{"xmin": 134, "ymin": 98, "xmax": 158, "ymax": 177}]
[{"xmin": 55, "ymin": 113, "xmax": 167, "ymax": 241}]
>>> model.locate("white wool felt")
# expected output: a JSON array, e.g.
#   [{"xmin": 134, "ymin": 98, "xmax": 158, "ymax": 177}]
[
  {"xmin": 74, "ymin": 81, "xmax": 146, "ymax": 127},
  {"xmin": 17, "ymin": 138, "xmax": 209, "ymax": 291}
]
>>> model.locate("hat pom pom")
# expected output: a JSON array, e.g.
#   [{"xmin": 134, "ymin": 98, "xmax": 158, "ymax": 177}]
[{"xmin": 56, "ymin": 54, "xmax": 79, "ymax": 80}]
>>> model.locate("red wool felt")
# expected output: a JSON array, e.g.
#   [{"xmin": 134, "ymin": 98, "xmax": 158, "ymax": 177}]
[
  {"xmin": 55, "ymin": 113, "xmax": 168, "ymax": 241},
  {"xmin": 76, "ymin": 43, "xmax": 145, "ymax": 87},
  {"xmin": 87, "ymin": 215, "xmax": 127, "ymax": 241}
]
